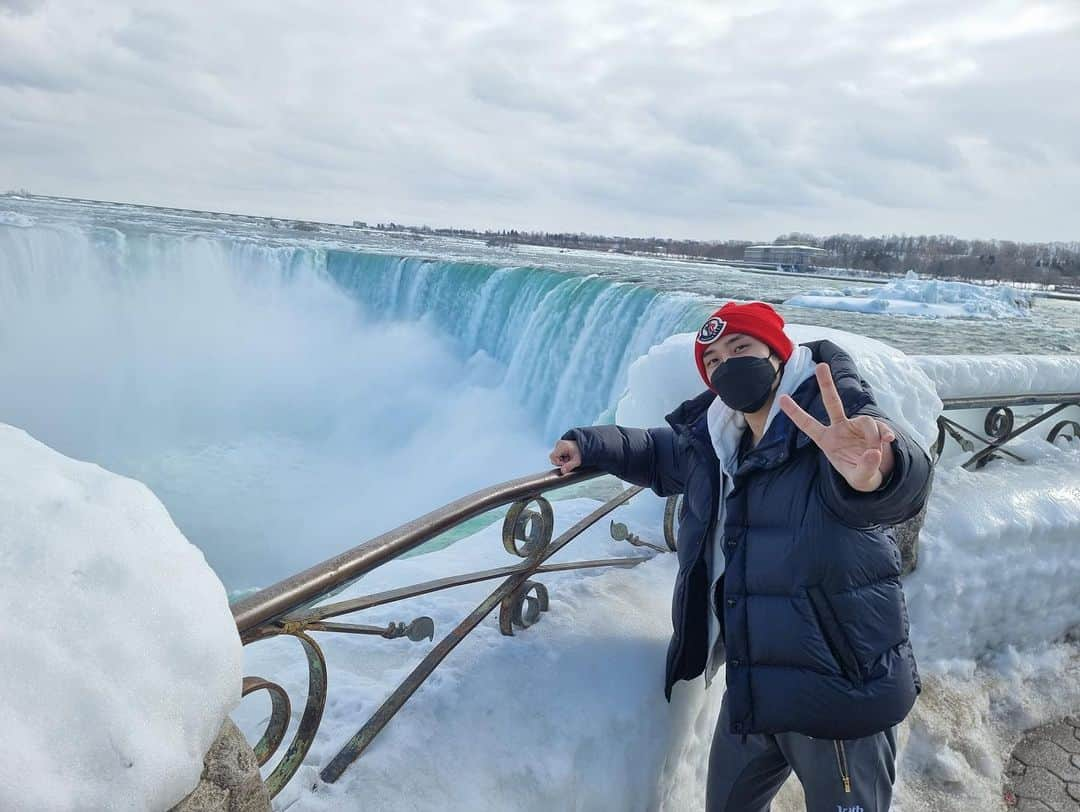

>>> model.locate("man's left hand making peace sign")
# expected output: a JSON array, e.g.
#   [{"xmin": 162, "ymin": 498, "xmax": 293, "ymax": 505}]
[{"xmin": 779, "ymin": 362, "xmax": 896, "ymax": 492}]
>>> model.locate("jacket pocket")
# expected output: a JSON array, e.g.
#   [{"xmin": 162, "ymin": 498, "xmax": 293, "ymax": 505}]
[{"xmin": 807, "ymin": 585, "xmax": 863, "ymax": 687}]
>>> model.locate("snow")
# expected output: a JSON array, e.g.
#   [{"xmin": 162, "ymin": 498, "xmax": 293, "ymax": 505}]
[
  {"xmin": 784, "ymin": 271, "xmax": 1033, "ymax": 319},
  {"xmin": 884, "ymin": 641, "xmax": 1080, "ymax": 812},
  {"xmin": 0, "ymin": 424, "xmax": 242, "ymax": 811},
  {"xmin": 0, "ymin": 210, "xmax": 34, "ymax": 227},
  {"xmin": 913, "ymin": 354, "xmax": 1080, "ymax": 399},
  {"xmin": 906, "ymin": 452, "xmax": 1080, "ymax": 662},
  {"xmin": 234, "ymin": 324, "xmax": 1080, "ymax": 811}
]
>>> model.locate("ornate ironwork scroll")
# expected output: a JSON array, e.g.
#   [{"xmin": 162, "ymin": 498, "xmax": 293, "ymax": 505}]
[
  {"xmin": 930, "ymin": 394, "xmax": 1080, "ymax": 470},
  {"xmin": 239, "ymin": 628, "xmax": 327, "ymax": 798},
  {"xmin": 662, "ymin": 494, "xmax": 683, "ymax": 552},
  {"xmin": 1047, "ymin": 419, "xmax": 1080, "ymax": 446},
  {"xmin": 240, "ymin": 677, "xmax": 291, "ymax": 767},
  {"xmin": 499, "ymin": 579, "xmax": 550, "ymax": 634}
]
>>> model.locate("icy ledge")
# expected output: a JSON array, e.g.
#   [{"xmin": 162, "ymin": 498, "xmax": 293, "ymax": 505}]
[
  {"xmin": 0, "ymin": 424, "xmax": 242, "ymax": 811},
  {"xmin": 913, "ymin": 354, "xmax": 1080, "ymax": 399}
]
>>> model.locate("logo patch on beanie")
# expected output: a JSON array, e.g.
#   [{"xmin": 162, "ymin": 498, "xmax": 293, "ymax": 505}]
[{"xmin": 697, "ymin": 317, "xmax": 726, "ymax": 344}]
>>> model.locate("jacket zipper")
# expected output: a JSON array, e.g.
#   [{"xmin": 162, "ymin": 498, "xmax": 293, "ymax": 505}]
[{"xmin": 834, "ymin": 740, "xmax": 852, "ymax": 793}]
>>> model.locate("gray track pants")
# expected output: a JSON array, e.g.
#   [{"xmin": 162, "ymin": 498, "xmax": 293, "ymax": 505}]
[{"xmin": 706, "ymin": 690, "xmax": 898, "ymax": 811}]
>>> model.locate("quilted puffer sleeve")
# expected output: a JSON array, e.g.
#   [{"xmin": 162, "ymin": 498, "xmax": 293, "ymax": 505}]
[
  {"xmin": 560, "ymin": 425, "xmax": 687, "ymax": 497},
  {"xmin": 817, "ymin": 404, "xmax": 933, "ymax": 529}
]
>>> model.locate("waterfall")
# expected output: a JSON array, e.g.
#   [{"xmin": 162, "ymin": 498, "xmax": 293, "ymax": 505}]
[{"xmin": 0, "ymin": 217, "xmax": 707, "ymax": 588}]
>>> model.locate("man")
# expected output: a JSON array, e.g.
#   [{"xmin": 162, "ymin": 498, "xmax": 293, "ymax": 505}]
[{"xmin": 549, "ymin": 301, "xmax": 931, "ymax": 811}]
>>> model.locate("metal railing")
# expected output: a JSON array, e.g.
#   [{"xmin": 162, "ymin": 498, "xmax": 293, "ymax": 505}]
[
  {"xmin": 233, "ymin": 392, "xmax": 1079, "ymax": 798},
  {"xmin": 931, "ymin": 393, "xmax": 1080, "ymax": 469},
  {"xmin": 232, "ymin": 467, "xmax": 662, "ymax": 798}
]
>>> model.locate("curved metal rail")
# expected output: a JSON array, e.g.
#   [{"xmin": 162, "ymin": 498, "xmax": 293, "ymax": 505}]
[
  {"xmin": 233, "ymin": 468, "xmax": 605, "ymax": 636},
  {"xmin": 232, "ymin": 467, "xmax": 659, "ymax": 796}
]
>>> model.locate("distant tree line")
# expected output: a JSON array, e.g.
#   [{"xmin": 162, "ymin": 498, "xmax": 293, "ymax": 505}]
[
  {"xmin": 775, "ymin": 232, "xmax": 1080, "ymax": 286},
  {"xmin": 368, "ymin": 223, "xmax": 1078, "ymax": 288},
  {"xmin": 481, "ymin": 229, "xmax": 754, "ymax": 261}
]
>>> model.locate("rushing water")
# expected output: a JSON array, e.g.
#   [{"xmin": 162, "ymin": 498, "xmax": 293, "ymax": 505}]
[{"xmin": 1, "ymin": 196, "xmax": 1077, "ymax": 590}]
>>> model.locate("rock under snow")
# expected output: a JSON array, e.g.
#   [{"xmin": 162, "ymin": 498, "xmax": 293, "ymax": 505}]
[
  {"xmin": 0, "ymin": 424, "xmax": 242, "ymax": 811},
  {"xmin": 170, "ymin": 719, "xmax": 269, "ymax": 812}
]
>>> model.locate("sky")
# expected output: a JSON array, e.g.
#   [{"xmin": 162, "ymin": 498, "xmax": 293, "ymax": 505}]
[{"xmin": 1, "ymin": 0, "xmax": 1078, "ymax": 242}]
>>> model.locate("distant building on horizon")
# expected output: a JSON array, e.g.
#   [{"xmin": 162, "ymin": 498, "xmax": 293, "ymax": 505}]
[{"xmin": 744, "ymin": 244, "xmax": 826, "ymax": 269}]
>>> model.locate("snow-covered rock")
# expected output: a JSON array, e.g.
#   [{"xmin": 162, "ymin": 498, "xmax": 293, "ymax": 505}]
[
  {"xmin": 784, "ymin": 271, "xmax": 1032, "ymax": 319},
  {"xmin": 0, "ymin": 424, "xmax": 242, "ymax": 811}
]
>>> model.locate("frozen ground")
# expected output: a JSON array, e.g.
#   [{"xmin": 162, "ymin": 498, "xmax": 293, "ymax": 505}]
[
  {"xmin": 235, "ymin": 327, "xmax": 1080, "ymax": 811},
  {"xmin": 0, "ymin": 424, "xmax": 241, "ymax": 811},
  {"xmin": 784, "ymin": 272, "xmax": 1032, "ymax": 319}
]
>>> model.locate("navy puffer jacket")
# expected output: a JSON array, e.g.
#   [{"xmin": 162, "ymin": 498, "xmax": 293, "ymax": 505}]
[{"xmin": 561, "ymin": 340, "xmax": 931, "ymax": 740}]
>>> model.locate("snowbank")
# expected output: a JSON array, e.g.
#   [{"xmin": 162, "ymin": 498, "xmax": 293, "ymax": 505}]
[
  {"xmin": 914, "ymin": 354, "xmax": 1080, "ymax": 399},
  {"xmin": 0, "ymin": 424, "xmax": 242, "ymax": 811},
  {"xmin": 0, "ymin": 210, "xmax": 34, "ymax": 228},
  {"xmin": 906, "ymin": 453, "xmax": 1080, "ymax": 662},
  {"xmin": 784, "ymin": 272, "xmax": 1032, "ymax": 319},
  {"xmin": 888, "ymin": 642, "xmax": 1080, "ymax": 812}
]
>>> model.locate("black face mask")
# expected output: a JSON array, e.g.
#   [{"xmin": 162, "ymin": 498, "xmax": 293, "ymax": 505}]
[{"xmin": 709, "ymin": 354, "xmax": 780, "ymax": 413}]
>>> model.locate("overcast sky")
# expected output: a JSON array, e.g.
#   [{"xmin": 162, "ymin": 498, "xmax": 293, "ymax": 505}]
[{"xmin": 1, "ymin": 1, "xmax": 1078, "ymax": 242}]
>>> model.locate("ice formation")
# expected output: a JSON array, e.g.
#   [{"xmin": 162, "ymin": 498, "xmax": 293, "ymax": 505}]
[
  {"xmin": 0, "ymin": 425, "xmax": 242, "ymax": 811},
  {"xmin": 784, "ymin": 271, "xmax": 1032, "ymax": 319},
  {"xmin": 914, "ymin": 354, "xmax": 1080, "ymax": 399}
]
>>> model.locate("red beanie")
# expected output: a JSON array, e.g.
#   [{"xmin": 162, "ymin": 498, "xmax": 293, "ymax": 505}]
[{"xmin": 693, "ymin": 301, "xmax": 794, "ymax": 388}]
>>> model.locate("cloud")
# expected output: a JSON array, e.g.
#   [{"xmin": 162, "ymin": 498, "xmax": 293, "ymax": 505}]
[
  {"xmin": 0, "ymin": 0, "xmax": 1077, "ymax": 241},
  {"xmin": 0, "ymin": 0, "xmax": 43, "ymax": 16}
]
